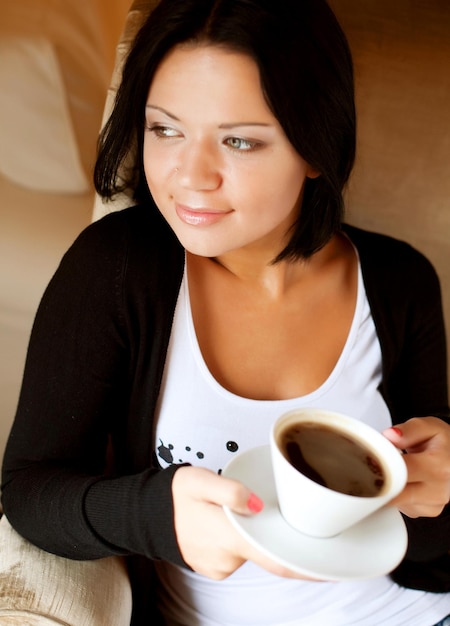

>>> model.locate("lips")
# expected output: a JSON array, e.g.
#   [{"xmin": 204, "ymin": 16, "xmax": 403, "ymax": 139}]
[{"xmin": 175, "ymin": 203, "xmax": 231, "ymax": 226}]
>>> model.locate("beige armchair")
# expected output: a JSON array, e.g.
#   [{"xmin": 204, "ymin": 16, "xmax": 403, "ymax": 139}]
[
  {"xmin": 93, "ymin": 0, "xmax": 159, "ymax": 219},
  {"xmin": 0, "ymin": 516, "xmax": 132, "ymax": 625},
  {"xmin": 0, "ymin": 3, "xmax": 148, "ymax": 624},
  {"xmin": 0, "ymin": 1, "xmax": 449, "ymax": 623}
]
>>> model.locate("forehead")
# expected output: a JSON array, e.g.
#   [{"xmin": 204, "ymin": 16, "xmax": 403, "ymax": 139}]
[{"xmin": 146, "ymin": 44, "xmax": 275, "ymax": 122}]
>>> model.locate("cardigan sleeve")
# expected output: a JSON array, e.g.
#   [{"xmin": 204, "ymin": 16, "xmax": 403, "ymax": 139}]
[
  {"xmin": 388, "ymin": 246, "xmax": 450, "ymax": 589},
  {"xmin": 1, "ymin": 209, "xmax": 185, "ymax": 566},
  {"xmin": 346, "ymin": 225, "xmax": 450, "ymax": 591}
]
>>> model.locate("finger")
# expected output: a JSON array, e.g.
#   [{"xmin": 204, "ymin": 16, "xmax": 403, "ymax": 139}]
[
  {"xmin": 389, "ymin": 481, "xmax": 449, "ymax": 518},
  {"xmin": 399, "ymin": 447, "xmax": 450, "ymax": 484},
  {"xmin": 383, "ymin": 417, "xmax": 450, "ymax": 453},
  {"xmin": 175, "ymin": 466, "xmax": 264, "ymax": 516},
  {"xmin": 203, "ymin": 472, "xmax": 264, "ymax": 515},
  {"xmin": 235, "ymin": 533, "xmax": 322, "ymax": 580},
  {"xmin": 384, "ymin": 419, "xmax": 450, "ymax": 488}
]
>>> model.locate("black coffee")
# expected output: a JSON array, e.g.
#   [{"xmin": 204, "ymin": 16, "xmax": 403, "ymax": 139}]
[{"xmin": 279, "ymin": 422, "xmax": 386, "ymax": 497}]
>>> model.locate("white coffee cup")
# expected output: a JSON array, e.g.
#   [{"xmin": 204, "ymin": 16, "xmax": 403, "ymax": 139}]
[{"xmin": 270, "ymin": 408, "xmax": 407, "ymax": 538}]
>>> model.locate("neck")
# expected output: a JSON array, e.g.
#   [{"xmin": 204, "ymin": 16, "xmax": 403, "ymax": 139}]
[{"xmin": 188, "ymin": 234, "xmax": 346, "ymax": 301}]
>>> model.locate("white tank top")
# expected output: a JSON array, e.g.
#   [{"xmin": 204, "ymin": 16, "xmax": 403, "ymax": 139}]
[{"xmin": 153, "ymin": 260, "xmax": 450, "ymax": 626}]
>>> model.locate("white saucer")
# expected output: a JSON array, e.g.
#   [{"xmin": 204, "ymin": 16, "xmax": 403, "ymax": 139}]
[{"xmin": 222, "ymin": 445, "xmax": 408, "ymax": 581}]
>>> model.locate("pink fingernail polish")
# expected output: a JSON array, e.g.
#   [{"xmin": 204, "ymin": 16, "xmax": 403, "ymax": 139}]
[
  {"xmin": 390, "ymin": 427, "xmax": 403, "ymax": 436},
  {"xmin": 247, "ymin": 493, "xmax": 264, "ymax": 513}
]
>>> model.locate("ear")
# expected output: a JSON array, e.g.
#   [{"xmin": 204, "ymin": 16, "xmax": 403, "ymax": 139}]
[{"xmin": 306, "ymin": 165, "xmax": 321, "ymax": 179}]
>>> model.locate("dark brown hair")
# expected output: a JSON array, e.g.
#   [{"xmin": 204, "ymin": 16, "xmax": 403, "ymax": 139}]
[{"xmin": 94, "ymin": 0, "xmax": 356, "ymax": 260}]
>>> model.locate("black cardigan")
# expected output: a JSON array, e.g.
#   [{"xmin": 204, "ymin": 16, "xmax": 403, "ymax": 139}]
[{"xmin": 2, "ymin": 205, "xmax": 449, "ymax": 624}]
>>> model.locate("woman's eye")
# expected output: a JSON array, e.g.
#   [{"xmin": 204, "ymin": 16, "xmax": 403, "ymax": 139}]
[
  {"xmin": 147, "ymin": 124, "xmax": 181, "ymax": 139},
  {"xmin": 225, "ymin": 137, "xmax": 261, "ymax": 151}
]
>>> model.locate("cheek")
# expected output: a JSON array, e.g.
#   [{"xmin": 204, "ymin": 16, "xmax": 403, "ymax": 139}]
[
  {"xmin": 143, "ymin": 147, "xmax": 171, "ymax": 196},
  {"xmin": 255, "ymin": 167, "xmax": 306, "ymax": 219},
  {"xmin": 280, "ymin": 163, "xmax": 309, "ymax": 209}
]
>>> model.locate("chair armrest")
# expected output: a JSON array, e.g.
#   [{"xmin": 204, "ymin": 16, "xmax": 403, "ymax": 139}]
[{"xmin": 0, "ymin": 515, "xmax": 132, "ymax": 625}]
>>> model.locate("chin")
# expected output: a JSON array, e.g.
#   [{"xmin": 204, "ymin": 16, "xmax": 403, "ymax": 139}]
[{"xmin": 174, "ymin": 233, "xmax": 230, "ymax": 259}]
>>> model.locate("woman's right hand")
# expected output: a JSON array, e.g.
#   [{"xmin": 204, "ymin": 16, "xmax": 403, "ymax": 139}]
[{"xmin": 171, "ymin": 465, "xmax": 318, "ymax": 580}]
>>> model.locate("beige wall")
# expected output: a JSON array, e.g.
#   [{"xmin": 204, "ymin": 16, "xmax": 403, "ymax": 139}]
[{"xmin": 330, "ymin": 0, "xmax": 450, "ymax": 388}]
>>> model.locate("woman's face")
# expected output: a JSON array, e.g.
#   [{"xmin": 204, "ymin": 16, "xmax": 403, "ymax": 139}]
[{"xmin": 144, "ymin": 44, "xmax": 316, "ymax": 261}]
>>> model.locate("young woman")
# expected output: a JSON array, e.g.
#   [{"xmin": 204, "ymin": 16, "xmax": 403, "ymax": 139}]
[{"xmin": 2, "ymin": 0, "xmax": 450, "ymax": 624}]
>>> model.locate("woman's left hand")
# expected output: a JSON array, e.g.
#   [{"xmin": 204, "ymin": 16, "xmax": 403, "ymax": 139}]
[{"xmin": 383, "ymin": 417, "xmax": 450, "ymax": 518}]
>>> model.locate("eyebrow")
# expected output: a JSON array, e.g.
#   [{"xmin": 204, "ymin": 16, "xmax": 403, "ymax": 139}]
[{"xmin": 145, "ymin": 104, "xmax": 272, "ymax": 129}]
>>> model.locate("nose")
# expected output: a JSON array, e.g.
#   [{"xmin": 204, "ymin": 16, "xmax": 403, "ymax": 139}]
[{"xmin": 177, "ymin": 140, "xmax": 222, "ymax": 191}]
